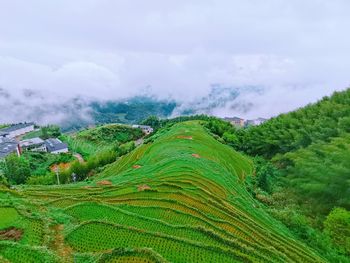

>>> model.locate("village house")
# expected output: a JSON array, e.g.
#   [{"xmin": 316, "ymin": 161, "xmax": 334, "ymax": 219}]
[
  {"xmin": 0, "ymin": 122, "xmax": 35, "ymax": 139},
  {"xmin": 0, "ymin": 133, "xmax": 20, "ymax": 159},
  {"xmin": 45, "ymin": 138, "xmax": 69, "ymax": 154},
  {"xmin": 132, "ymin": 125, "xmax": 154, "ymax": 135},
  {"xmin": 245, "ymin": 118, "xmax": 267, "ymax": 126},
  {"xmin": 223, "ymin": 117, "xmax": 245, "ymax": 127},
  {"xmin": 20, "ymin": 137, "xmax": 47, "ymax": 152}
]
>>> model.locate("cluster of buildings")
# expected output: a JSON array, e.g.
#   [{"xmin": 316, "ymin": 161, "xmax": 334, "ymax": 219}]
[
  {"xmin": 223, "ymin": 117, "xmax": 267, "ymax": 128},
  {"xmin": 0, "ymin": 123, "xmax": 68, "ymax": 159}
]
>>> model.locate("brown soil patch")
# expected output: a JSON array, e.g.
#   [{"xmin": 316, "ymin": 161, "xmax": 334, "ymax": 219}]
[
  {"xmin": 133, "ymin": 165, "xmax": 142, "ymax": 169},
  {"xmin": 81, "ymin": 186, "xmax": 101, "ymax": 190},
  {"xmin": 97, "ymin": 180, "xmax": 113, "ymax": 186},
  {"xmin": 50, "ymin": 163, "xmax": 71, "ymax": 172},
  {"xmin": 177, "ymin": 135, "xmax": 193, "ymax": 140},
  {"xmin": 192, "ymin": 153, "xmax": 201, "ymax": 158},
  {"xmin": 0, "ymin": 227, "xmax": 23, "ymax": 241},
  {"xmin": 137, "ymin": 184, "xmax": 151, "ymax": 191}
]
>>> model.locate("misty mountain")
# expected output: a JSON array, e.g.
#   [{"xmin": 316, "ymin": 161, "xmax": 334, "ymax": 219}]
[
  {"xmin": 0, "ymin": 85, "xmax": 265, "ymax": 131},
  {"xmin": 62, "ymin": 86, "xmax": 263, "ymax": 131},
  {"xmin": 175, "ymin": 85, "xmax": 262, "ymax": 116}
]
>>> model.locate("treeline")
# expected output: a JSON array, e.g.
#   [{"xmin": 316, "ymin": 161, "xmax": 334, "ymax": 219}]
[
  {"xmin": 75, "ymin": 124, "xmax": 143, "ymax": 145},
  {"xmin": 142, "ymin": 114, "xmax": 213, "ymax": 131},
  {"xmin": 240, "ymin": 89, "xmax": 350, "ymax": 158}
]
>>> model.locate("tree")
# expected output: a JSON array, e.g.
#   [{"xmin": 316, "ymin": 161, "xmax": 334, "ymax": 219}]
[
  {"xmin": 324, "ymin": 207, "xmax": 350, "ymax": 254},
  {"xmin": 41, "ymin": 125, "xmax": 61, "ymax": 140},
  {"xmin": 141, "ymin": 116, "xmax": 161, "ymax": 130},
  {"xmin": 3, "ymin": 154, "xmax": 31, "ymax": 184}
]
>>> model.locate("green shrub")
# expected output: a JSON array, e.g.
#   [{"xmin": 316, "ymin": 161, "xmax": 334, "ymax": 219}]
[{"xmin": 324, "ymin": 207, "xmax": 350, "ymax": 255}]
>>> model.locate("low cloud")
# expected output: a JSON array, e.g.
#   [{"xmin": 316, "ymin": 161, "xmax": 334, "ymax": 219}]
[{"xmin": 0, "ymin": 0, "xmax": 349, "ymax": 124}]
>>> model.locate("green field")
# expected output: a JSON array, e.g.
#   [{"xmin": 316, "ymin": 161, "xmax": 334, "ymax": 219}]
[{"xmin": 0, "ymin": 122, "xmax": 325, "ymax": 262}]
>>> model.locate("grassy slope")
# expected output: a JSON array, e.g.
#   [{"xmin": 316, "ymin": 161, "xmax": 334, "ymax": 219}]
[
  {"xmin": 0, "ymin": 121, "xmax": 324, "ymax": 262},
  {"xmin": 61, "ymin": 124, "xmax": 143, "ymax": 158}
]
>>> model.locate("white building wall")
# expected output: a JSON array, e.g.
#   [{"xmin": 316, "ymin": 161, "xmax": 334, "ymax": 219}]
[{"xmin": 51, "ymin": 148, "xmax": 69, "ymax": 154}]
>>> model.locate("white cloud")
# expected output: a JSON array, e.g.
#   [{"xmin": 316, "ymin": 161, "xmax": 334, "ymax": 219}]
[{"xmin": 0, "ymin": 0, "xmax": 349, "ymax": 124}]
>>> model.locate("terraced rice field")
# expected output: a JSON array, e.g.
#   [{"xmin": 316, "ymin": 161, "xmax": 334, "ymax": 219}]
[{"xmin": 0, "ymin": 121, "xmax": 325, "ymax": 262}]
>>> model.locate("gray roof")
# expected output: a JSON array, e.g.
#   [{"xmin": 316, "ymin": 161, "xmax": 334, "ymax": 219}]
[
  {"xmin": 0, "ymin": 122, "xmax": 34, "ymax": 133},
  {"xmin": 139, "ymin": 125, "xmax": 153, "ymax": 129},
  {"xmin": 0, "ymin": 137, "xmax": 18, "ymax": 158},
  {"xmin": 224, "ymin": 117, "xmax": 244, "ymax": 121},
  {"xmin": 20, "ymin": 137, "xmax": 45, "ymax": 147},
  {"xmin": 132, "ymin": 124, "xmax": 152, "ymax": 129},
  {"xmin": 45, "ymin": 138, "xmax": 68, "ymax": 152},
  {"xmin": 0, "ymin": 131, "xmax": 9, "ymax": 137}
]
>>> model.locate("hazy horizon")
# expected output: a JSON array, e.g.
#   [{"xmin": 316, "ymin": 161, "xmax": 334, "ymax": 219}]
[{"xmin": 1, "ymin": 0, "xmax": 350, "ymax": 124}]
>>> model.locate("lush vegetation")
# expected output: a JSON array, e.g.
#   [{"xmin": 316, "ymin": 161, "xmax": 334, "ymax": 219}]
[
  {"xmin": 0, "ymin": 124, "xmax": 142, "ymax": 187},
  {"xmin": 0, "ymin": 152, "xmax": 74, "ymax": 186},
  {"xmin": 22, "ymin": 125, "xmax": 61, "ymax": 140},
  {"xmin": 204, "ymin": 88, "xmax": 350, "ymax": 260},
  {"xmin": 90, "ymin": 96, "xmax": 177, "ymax": 125},
  {"xmin": 0, "ymin": 155, "xmax": 31, "ymax": 185},
  {"xmin": 61, "ymin": 124, "xmax": 143, "ymax": 158},
  {"xmin": 1, "ymin": 89, "xmax": 349, "ymax": 261},
  {"xmin": 0, "ymin": 121, "xmax": 325, "ymax": 262}
]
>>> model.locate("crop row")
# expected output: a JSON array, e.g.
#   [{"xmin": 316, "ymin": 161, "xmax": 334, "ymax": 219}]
[
  {"xmin": 64, "ymin": 202, "xmax": 224, "ymax": 248},
  {"xmin": 98, "ymin": 247, "xmax": 168, "ymax": 263},
  {"xmin": 0, "ymin": 241, "xmax": 58, "ymax": 263},
  {"xmin": 65, "ymin": 221, "xmax": 253, "ymax": 263}
]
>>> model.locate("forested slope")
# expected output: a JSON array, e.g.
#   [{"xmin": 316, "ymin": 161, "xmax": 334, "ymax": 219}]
[
  {"xmin": 236, "ymin": 89, "xmax": 350, "ymax": 214},
  {"xmin": 240, "ymin": 89, "xmax": 350, "ymax": 158},
  {"xmin": 205, "ymin": 88, "xmax": 350, "ymax": 260}
]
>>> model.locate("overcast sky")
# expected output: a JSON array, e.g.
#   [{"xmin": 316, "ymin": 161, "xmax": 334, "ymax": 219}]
[{"xmin": 1, "ymin": 0, "xmax": 350, "ymax": 123}]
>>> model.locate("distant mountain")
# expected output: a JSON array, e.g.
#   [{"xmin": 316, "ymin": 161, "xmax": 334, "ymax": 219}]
[
  {"xmin": 0, "ymin": 85, "xmax": 264, "ymax": 131},
  {"xmin": 174, "ymin": 85, "xmax": 262, "ymax": 116}
]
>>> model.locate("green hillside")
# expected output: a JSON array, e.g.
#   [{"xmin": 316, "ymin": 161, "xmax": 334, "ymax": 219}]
[
  {"xmin": 0, "ymin": 121, "xmax": 324, "ymax": 262},
  {"xmin": 61, "ymin": 124, "xmax": 143, "ymax": 158}
]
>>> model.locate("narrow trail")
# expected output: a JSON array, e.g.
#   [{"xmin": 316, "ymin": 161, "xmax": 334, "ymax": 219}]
[
  {"xmin": 135, "ymin": 138, "xmax": 144, "ymax": 146},
  {"xmin": 51, "ymin": 224, "xmax": 73, "ymax": 262},
  {"xmin": 73, "ymin": 153, "xmax": 84, "ymax": 163}
]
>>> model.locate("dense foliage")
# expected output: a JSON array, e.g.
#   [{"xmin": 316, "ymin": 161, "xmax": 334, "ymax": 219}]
[
  {"xmin": 204, "ymin": 88, "xmax": 350, "ymax": 260},
  {"xmin": 240, "ymin": 89, "xmax": 350, "ymax": 158},
  {"xmin": 61, "ymin": 124, "xmax": 142, "ymax": 158},
  {"xmin": 22, "ymin": 151, "xmax": 74, "ymax": 177},
  {"xmin": 75, "ymin": 124, "xmax": 142, "ymax": 145},
  {"xmin": 22, "ymin": 125, "xmax": 61, "ymax": 140},
  {"xmin": 90, "ymin": 97, "xmax": 177, "ymax": 125},
  {"xmin": 324, "ymin": 207, "xmax": 350, "ymax": 255},
  {"xmin": 1, "ymin": 155, "xmax": 31, "ymax": 184}
]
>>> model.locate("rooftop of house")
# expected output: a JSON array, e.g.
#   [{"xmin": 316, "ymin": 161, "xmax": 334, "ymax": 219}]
[
  {"xmin": 45, "ymin": 138, "xmax": 68, "ymax": 152},
  {"xmin": 0, "ymin": 122, "xmax": 35, "ymax": 133},
  {"xmin": 0, "ymin": 137, "xmax": 18, "ymax": 158},
  {"xmin": 132, "ymin": 124, "xmax": 153, "ymax": 129},
  {"xmin": 0, "ymin": 131, "xmax": 9, "ymax": 137},
  {"xmin": 20, "ymin": 137, "xmax": 45, "ymax": 147}
]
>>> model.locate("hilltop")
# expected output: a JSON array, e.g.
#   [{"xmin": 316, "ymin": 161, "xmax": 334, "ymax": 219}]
[{"xmin": 0, "ymin": 121, "xmax": 324, "ymax": 262}]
